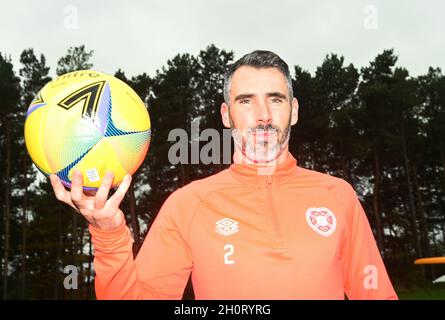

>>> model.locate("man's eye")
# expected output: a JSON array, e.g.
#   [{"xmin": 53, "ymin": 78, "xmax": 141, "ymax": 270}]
[
  {"xmin": 270, "ymin": 98, "xmax": 283, "ymax": 103},
  {"xmin": 239, "ymin": 99, "xmax": 251, "ymax": 104}
]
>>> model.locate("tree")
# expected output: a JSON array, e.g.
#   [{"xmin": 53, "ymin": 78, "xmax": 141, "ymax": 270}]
[
  {"xmin": 417, "ymin": 67, "xmax": 445, "ymax": 260},
  {"xmin": 20, "ymin": 49, "xmax": 51, "ymax": 105},
  {"xmin": 18, "ymin": 48, "xmax": 52, "ymax": 298},
  {"xmin": 56, "ymin": 45, "xmax": 93, "ymax": 75},
  {"xmin": 358, "ymin": 49, "xmax": 399, "ymax": 254},
  {"xmin": 291, "ymin": 65, "xmax": 321, "ymax": 170},
  {"xmin": 0, "ymin": 53, "xmax": 21, "ymax": 299},
  {"xmin": 313, "ymin": 54, "xmax": 359, "ymax": 180},
  {"xmin": 195, "ymin": 44, "xmax": 234, "ymax": 170}
]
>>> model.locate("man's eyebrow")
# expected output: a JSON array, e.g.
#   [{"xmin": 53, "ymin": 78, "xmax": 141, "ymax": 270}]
[
  {"xmin": 234, "ymin": 93, "xmax": 255, "ymax": 101},
  {"xmin": 265, "ymin": 92, "xmax": 288, "ymax": 100},
  {"xmin": 234, "ymin": 92, "xmax": 288, "ymax": 102}
]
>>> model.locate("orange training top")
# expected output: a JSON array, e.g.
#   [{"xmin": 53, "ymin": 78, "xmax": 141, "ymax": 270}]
[{"xmin": 89, "ymin": 153, "xmax": 398, "ymax": 300}]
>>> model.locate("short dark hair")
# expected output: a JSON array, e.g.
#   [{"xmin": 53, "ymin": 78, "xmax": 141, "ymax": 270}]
[{"xmin": 223, "ymin": 50, "xmax": 293, "ymax": 104}]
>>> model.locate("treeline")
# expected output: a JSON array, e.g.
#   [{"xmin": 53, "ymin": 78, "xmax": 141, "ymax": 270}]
[{"xmin": 0, "ymin": 44, "xmax": 444, "ymax": 299}]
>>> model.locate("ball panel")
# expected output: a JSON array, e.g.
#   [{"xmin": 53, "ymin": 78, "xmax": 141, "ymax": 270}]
[
  {"xmin": 26, "ymin": 102, "xmax": 47, "ymax": 119},
  {"xmin": 94, "ymin": 81, "xmax": 112, "ymax": 135},
  {"xmin": 24, "ymin": 105, "xmax": 52, "ymax": 174},
  {"xmin": 43, "ymin": 102, "xmax": 103, "ymax": 173},
  {"xmin": 105, "ymin": 130, "xmax": 151, "ymax": 173},
  {"xmin": 56, "ymin": 147, "xmax": 93, "ymax": 188},
  {"xmin": 70, "ymin": 138, "xmax": 128, "ymax": 188},
  {"xmin": 109, "ymin": 77, "xmax": 151, "ymax": 132},
  {"xmin": 42, "ymin": 71, "xmax": 107, "ymax": 100}
]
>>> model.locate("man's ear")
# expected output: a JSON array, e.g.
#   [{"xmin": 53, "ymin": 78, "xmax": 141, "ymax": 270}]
[
  {"xmin": 291, "ymin": 97, "xmax": 299, "ymax": 126},
  {"xmin": 221, "ymin": 102, "xmax": 231, "ymax": 128}
]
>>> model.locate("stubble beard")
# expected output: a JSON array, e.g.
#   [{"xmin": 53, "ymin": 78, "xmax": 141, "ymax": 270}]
[{"xmin": 230, "ymin": 114, "xmax": 291, "ymax": 164}]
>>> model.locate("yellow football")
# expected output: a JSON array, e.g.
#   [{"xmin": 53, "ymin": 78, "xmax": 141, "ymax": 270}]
[{"xmin": 24, "ymin": 70, "xmax": 151, "ymax": 190}]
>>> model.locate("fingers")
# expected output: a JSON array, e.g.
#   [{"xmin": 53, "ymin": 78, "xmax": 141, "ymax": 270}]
[
  {"xmin": 49, "ymin": 173, "xmax": 79, "ymax": 212},
  {"xmin": 108, "ymin": 175, "xmax": 132, "ymax": 209},
  {"xmin": 70, "ymin": 169, "xmax": 84, "ymax": 205},
  {"xmin": 50, "ymin": 169, "xmax": 131, "ymax": 218},
  {"xmin": 94, "ymin": 171, "xmax": 114, "ymax": 210},
  {"xmin": 49, "ymin": 174, "xmax": 71, "ymax": 204}
]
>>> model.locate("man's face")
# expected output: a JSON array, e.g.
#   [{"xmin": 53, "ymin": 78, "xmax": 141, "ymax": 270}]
[{"xmin": 221, "ymin": 66, "xmax": 299, "ymax": 163}]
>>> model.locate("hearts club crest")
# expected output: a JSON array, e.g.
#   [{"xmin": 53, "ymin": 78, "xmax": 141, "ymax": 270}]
[{"xmin": 305, "ymin": 207, "xmax": 336, "ymax": 237}]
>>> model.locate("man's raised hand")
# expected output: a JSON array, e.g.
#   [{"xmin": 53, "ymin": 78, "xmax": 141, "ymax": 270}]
[{"xmin": 49, "ymin": 169, "xmax": 132, "ymax": 231}]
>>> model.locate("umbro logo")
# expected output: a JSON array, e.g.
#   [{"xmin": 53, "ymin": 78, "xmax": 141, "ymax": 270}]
[{"xmin": 215, "ymin": 218, "xmax": 239, "ymax": 236}]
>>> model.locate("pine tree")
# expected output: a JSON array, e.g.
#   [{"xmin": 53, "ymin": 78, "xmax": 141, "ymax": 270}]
[
  {"xmin": 0, "ymin": 53, "xmax": 21, "ymax": 299},
  {"xmin": 18, "ymin": 48, "xmax": 52, "ymax": 298}
]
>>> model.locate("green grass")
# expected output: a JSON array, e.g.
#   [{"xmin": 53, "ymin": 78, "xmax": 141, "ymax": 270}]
[{"xmin": 397, "ymin": 283, "xmax": 445, "ymax": 300}]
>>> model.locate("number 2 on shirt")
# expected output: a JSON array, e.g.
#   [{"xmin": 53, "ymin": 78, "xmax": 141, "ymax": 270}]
[{"xmin": 224, "ymin": 244, "xmax": 235, "ymax": 264}]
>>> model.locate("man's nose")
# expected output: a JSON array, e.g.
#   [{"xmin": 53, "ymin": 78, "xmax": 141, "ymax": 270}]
[{"xmin": 256, "ymin": 99, "xmax": 272, "ymax": 125}]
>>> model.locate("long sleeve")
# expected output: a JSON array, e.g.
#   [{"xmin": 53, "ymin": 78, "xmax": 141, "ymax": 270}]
[
  {"xmin": 341, "ymin": 183, "xmax": 398, "ymax": 300},
  {"xmin": 89, "ymin": 191, "xmax": 193, "ymax": 300}
]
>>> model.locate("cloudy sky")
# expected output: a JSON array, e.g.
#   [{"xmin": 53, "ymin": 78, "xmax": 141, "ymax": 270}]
[{"xmin": 1, "ymin": 0, "xmax": 444, "ymax": 78}]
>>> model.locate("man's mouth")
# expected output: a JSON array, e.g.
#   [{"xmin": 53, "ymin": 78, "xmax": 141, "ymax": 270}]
[{"xmin": 249, "ymin": 129, "xmax": 277, "ymax": 143}]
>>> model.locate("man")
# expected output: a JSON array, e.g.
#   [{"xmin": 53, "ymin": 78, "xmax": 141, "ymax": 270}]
[{"xmin": 50, "ymin": 50, "xmax": 398, "ymax": 299}]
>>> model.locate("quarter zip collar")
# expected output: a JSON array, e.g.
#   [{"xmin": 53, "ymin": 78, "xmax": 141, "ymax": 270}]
[{"xmin": 229, "ymin": 152, "xmax": 298, "ymax": 186}]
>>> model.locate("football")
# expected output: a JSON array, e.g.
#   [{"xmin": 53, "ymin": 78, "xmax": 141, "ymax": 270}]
[{"xmin": 24, "ymin": 70, "xmax": 151, "ymax": 190}]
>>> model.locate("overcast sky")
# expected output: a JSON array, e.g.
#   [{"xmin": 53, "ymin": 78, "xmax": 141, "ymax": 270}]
[{"xmin": 1, "ymin": 0, "xmax": 444, "ymax": 79}]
